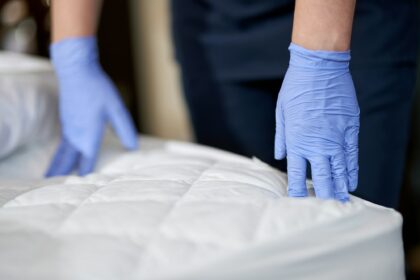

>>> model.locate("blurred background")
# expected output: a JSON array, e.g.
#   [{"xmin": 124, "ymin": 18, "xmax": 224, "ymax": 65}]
[
  {"xmin": 0, "ymin": 0, "xmax": 192, "ymax": 141},
  {"xmin": 0, "ymin": 0, "xmax": 419, "ymax": 277}
]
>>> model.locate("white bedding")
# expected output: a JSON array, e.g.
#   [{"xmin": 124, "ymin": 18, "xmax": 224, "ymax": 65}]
[
  {"xmin": 0, "ymin": 51, "xmax": 58, "ymax": 159},
  {"xmin": 0, "ymin": 51, "xmax": 404, "ymax": 279},
  {"xmin": 0, "ymin": 135, "xmax": 405, "ymax": 280}
]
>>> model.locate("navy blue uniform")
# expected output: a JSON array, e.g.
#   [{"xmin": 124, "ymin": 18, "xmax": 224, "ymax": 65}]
[{"xmin": 171, "ymin": 0, "xmax": 418, "ymax": 208}]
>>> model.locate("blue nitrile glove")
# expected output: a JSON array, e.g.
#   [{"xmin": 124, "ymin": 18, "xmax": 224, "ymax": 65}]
[
  {"xmin": 275, "ymin": 43, "xmax": 360, "ymax": 202},
  {"xmin": 45, "ymin": 36, "xmax": 138, "ymax": 177}
]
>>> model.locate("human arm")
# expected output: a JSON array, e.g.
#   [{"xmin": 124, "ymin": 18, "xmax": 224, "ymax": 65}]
[
  {"xmin": 292, "ymin": 0, "xmax": 356, "ymax": 51},
  {"xmin": 46, "ymin": 0, "xmax": 138, "ymax": 177},
  {"xmin": 52, "ymin": 0, "xmax": 102, "ymax": 42}
]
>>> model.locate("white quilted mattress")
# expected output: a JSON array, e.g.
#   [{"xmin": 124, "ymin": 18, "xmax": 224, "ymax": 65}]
[{"xmin": 0, "ymin": 136, "xmax": 405, "ymax": 280}]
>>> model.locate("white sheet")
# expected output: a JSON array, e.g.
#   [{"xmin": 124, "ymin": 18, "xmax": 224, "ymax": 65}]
[
  {"xmin": 0, "ymin": 51, "xmax": 58, "ymax": 159},
  {"xmin": 0, "ymin": 135, "xmax": 405, "ymax": 280}
]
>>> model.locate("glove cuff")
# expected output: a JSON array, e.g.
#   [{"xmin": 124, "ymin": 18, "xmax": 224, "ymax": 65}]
[
  {"xmin": 50, "ymin": 36, "xmax": 100, "ymax": 76},
  {"xmin": 288, "ymin": 43, "xmax": 351, "ymax": 70}
]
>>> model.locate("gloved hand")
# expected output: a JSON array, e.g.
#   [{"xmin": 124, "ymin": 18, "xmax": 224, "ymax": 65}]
[
  {"xmin": 275, "ymin": 43, "xmax": 360, "ymax": 202},
  {"xmin": 45, "ymin": 36, "xmax": 138, "ymax": 177}
]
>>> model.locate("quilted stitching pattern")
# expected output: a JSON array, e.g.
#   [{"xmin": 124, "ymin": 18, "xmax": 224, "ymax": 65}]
[{"xmin": 0, "ymin": 147, "xmax": 391, "ymax": 279}]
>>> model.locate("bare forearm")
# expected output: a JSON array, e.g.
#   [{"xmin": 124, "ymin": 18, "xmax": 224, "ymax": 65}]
[
  {"xmin": 292, "ymin": 0, "xmax": 356, "ymax": 51},
  {"xmin": 52, "ymin": 0, "xmax": 103, "ymax": 42}
]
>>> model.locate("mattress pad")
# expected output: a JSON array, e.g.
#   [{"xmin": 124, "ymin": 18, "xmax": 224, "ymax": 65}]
[
  {"xmin": 0, "ymin": 136, "xmax": 404, "ymax": 280},
  {"xmin": 0, "ymin": 51, "xmax": 57, "ymax": 159}
]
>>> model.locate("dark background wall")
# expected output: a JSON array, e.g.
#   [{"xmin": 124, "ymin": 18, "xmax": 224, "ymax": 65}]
[{"xmin": 97, "ymin": 0, "xmax": 139, "ymax": 130}]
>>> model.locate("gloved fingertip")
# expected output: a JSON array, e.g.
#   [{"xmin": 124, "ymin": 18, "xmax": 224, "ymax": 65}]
[
  {"xmin": 347, "ymin": 174, "xmax": 358, "ymax": 192},
  {"xmin": 78, "ymin": 168, "xmax": 92, "ymax": 177},
  {"xmin": 78, "ymin": 156, "xmax": 95, "ymax": 176},
  {"xmin": 45, "ymin": 161, "xmax": 56, "ymax": 177},
  {"xmin": 288, "ymin": 186, "xmax": 308, "ymax": 198},
  {"xmin": 44, "ymin": 140, "xmax": 79, "ymax": 177},
  {"xmin": 108, "ymin": 104, "xmax": 139, "ymax": 151},
  {"xmin": 348, "ymin": 182, "xmax": 357, "ymax": 192},
  {"xmin": 335, "ymin": 192, "xmax": 350, "ymax": 202},
  {"xmin": 337, "ymin": 195, "xmax": 350, "ymax": 203},
  {"xmin": 333, "ymin": 175, "xmax": 349, "ymax": 201},
  {"xmin": 274, "ymin": 148, "xmax": 286, "ymax": 160},
  {"xmin": 123, "ymin": 136, "xmax": 139, "ymax": 151},
  {"xmin": 330, "ymin": 154, "xmax": 350, "ymax": 202},
  {"xmin": 44, "ymin": 140, "xmax": 65, "ymax": 178},
  {"xmin": 45, "ymin": 163, "xmax": 62, "ymax": 178},
  {"xmin": 345, "ymin": 128, "xmax": 359, "ymax": 193},
  {"xmin": 274, "ymin": 140, "xmax": 286, "ymax": 159},
  {"xmin": 287, "ymin": 154, "xmax": 308, "ymax": 197},
  {"xmin": 44, "ymin": 167, "xmax": 56, "ymax": 178},
  {"xmin": 274, "ymin": 129, "xmax": 286, "ymax": 160}
]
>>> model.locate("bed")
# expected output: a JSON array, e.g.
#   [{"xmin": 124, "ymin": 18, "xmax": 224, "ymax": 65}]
[{"xmin": 0, "ymin": 52, "xmax": 405, "ymax": 280}]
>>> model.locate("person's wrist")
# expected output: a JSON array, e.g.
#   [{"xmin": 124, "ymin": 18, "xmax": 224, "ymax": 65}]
[
  {"xmin": 50, "ymin": 36, "xmax": 100, "ymax": 77},
  {"xmin": 291, "ymin": 33, "xmax": 350, "ymax": 52}
]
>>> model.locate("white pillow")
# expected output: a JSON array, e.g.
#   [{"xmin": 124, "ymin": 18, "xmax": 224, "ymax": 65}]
[{"xmin": 0, "ymin": 51, "xmax": 58, "ymax": 159}]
